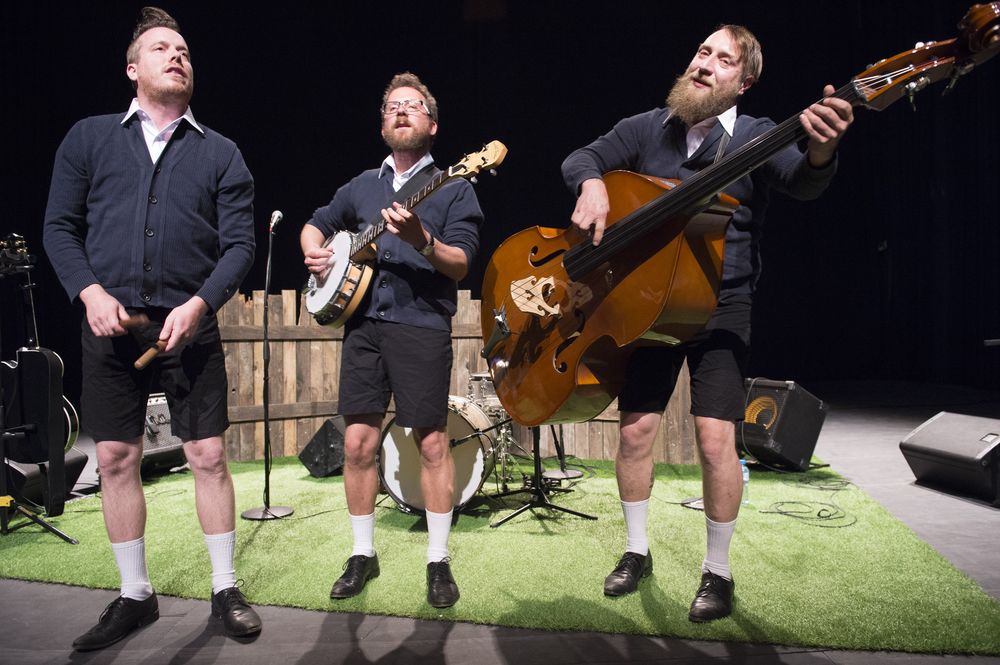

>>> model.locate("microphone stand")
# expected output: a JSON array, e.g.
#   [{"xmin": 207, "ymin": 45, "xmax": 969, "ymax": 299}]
[{"xmin": 242, "ymin": 212, "xmax": 293, "ymax": 520}]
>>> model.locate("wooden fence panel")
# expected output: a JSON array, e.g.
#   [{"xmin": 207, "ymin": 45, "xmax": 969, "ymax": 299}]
[{"xmin": 219, "ymin": 290, "xmax": 696, "ymax": 464}]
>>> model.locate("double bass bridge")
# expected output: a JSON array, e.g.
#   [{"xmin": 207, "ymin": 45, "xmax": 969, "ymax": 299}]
[{"xmin": 510, "ymin": 276, "xmax": 561, "ymax": 317}]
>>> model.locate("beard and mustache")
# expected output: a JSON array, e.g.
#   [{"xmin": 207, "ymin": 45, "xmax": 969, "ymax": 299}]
[
  {"xmin": 665, "ymin": 70, "xmax": 743, "ymax": 127},
  {"xmin": 382, "ymin": 119, "xmax": 433, "ymax": 152}
]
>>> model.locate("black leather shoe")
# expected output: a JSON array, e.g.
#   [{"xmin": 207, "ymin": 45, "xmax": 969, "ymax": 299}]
[
  {"xmin": 688, "ymin": 571, "xmax": 735, "ymax": 622},
  {"xmin": 330, "ymin": 554, "xmax": 380, "ymax": 599},
  {"xmin": 72, "ymin": 594, "xmax": 159, "ymax": 651},
  {"xmin": 211, "ymin": 586, "xmax": 262, "ymax": 637},
  {"xmin": 426, "ymin": 559, "xmax": 459, "ymax": 608},
  {"xmin": 603, "ymin": 550, "xmax": 653, "ymax": 596}
]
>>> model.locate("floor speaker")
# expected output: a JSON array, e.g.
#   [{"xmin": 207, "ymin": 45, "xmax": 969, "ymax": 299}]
[
  {"xmin": 737, "ymin": 379, "xmax": 828, "ymax": 471},
  {"xmin": 141, "ymin": 393, "xmax": 186, "ymax": 474},
  {"xmin": 3, "ymin": 445, "xmax": 88, "ymax": 514},
  {"xmin": 299, "ymin": 416, "xmax": 346, "ymax": 477},
  {"xmin": 900, "ymin": 411, "xmax": 1000, "ymax": 505}
]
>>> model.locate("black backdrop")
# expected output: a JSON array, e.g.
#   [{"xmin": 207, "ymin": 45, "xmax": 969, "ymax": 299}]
[{"xmin": 3, "ymin": 1, "xmax": 998, "ymax": 409}]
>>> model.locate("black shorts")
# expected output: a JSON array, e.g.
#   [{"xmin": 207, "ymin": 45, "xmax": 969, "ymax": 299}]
[
  {"xmin": 81, "ymin": 309, "xmax": 229, "ymax": 442},
  {"xmin": 617, "ymin": 296, "xmax": 751, "ymax": 422},
  {"xmin": 338, "ymin": 318, "xmax": 452, "ymax": 429}
]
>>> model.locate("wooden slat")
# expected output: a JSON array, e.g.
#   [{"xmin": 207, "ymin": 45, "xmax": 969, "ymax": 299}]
[
  {"xmin": 237, "ymin": 295, "xmax": 255, "ymax": 462},
  {"xmin": 228, "ymin": 400, "xmax": 340, "ymax": 423},
  {"xmin": 221, "ymin": 293, "xmax": 242, "ymax": 460},
  {"xmin": 281, "ymin": 291, "xmax": 299, "ymax": 456}
]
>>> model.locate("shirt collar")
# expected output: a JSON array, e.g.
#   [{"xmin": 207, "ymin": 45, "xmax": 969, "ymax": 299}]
[
  {"xmin": 122, "ymin": 98, "xmax": 204, "ymax": 134},
  {"xmin": 379, "ymin": 152, "xmax": 435, "ymax": 181},
  {"xmin": 663, "ymin": 104, "xmax": 738, "ymax": 137}
]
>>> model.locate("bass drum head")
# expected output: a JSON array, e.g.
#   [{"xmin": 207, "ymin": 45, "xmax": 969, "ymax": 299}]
[{"xmin": 378, "ymin": 396, "xmax": 496, "ymax": 513}]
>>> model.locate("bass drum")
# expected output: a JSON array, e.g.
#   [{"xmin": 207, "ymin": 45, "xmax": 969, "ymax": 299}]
[{"xmin": 378, "ymin": 396, "xmax": 496, "ymax": 513}]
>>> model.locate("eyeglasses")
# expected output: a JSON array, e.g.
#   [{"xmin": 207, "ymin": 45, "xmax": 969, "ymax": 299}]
[{"xmin": 381, "ymin": 99, "xmax": 430, "ymax": 115}]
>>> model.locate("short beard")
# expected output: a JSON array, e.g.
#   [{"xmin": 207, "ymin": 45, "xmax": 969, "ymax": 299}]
[
  {"xmin": 382, "ymin": 125, "xmax": 432, "ymax": 153},
  {"xmin": 665, "ymin": 73, "xmax": 738, "ymax": 127}
]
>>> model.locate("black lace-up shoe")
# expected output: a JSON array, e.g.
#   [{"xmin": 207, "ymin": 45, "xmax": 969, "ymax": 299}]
[
  {"xmin": 72, "ymin": 594, "xmax": 159, "ymax": 651},
  {"xmin": 603, "ymin": 550, "xmax": 653, "ymax": 596},
  {"xmin": 211, "ymin": 586, "xmax": 262, "ymax": 637},
  {"xmin": 426, "ymin": 559, "xmax": 460, "ymax": 608},
  {"xmin": 688, "ymin": 571, "xmax": 735, "ymax": 622},
  {"xmin": 330, "ymin": 554, "xmax": 380, "ymax": 599}
]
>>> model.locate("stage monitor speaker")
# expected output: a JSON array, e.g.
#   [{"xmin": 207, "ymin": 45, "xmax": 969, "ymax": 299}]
[
  {"xmin": 899, "ymin": 411, "xmax": 1000, "ymax": 506},
  {"xmin": 299, "ymin": 415, "xmax": 346, "ymax": 478},
  {"xmin": 737, "ymin": 379, "xmax": 828, "ymax": 471},
  {"xmin": 3, "ymin": 445, "xmax": 88, "ymax": 514},
  {"xmin": 141, "ymin": 393, "xmax": 186, "ymax": 474}
]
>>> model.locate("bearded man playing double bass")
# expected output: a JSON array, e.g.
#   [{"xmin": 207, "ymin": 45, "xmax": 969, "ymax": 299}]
[{"xmin": 561, "ymin": 24, "xmax": 854, "ymax": 621}]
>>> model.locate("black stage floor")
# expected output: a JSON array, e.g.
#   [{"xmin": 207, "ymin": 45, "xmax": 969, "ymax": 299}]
[{"xmin": 2, "ymin": 380, "xmax": 999, "ymax": 664}]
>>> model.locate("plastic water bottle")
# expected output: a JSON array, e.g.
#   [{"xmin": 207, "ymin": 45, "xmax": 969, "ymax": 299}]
[{"xmin": 740, "ymin": 459, "xmax": 750, "ymax": 505}]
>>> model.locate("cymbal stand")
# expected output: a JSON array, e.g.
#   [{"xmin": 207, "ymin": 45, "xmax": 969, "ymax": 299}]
[
  {"xmin": 542, "ymin": 424, "xmax": 584, "ymax": 482},
  {"xmin": 450, "ymin": 415, "xmax": 518, "ymax": 493},
  {"xmin": 493, "ymin": 418, "xmax": 520, "ymax": 492},
  {"xmin": 490, "ymin": 426, "xmax": 597, "ymax": 528}
]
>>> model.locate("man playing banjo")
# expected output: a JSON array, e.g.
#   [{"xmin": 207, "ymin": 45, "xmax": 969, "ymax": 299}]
[{"xmin": 300, "ymin": 72, "xmax": 483, "ymax": 608}]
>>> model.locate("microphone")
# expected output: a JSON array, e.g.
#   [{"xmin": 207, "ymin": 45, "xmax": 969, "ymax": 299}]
[{"xmin": 269, "ymin": 210, "xmax": 283, "ymax": 233}]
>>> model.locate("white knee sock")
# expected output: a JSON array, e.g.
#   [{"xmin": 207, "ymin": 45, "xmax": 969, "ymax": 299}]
[
  {"xmin": 702, "ymin": 516, "xmax": 736, "ymax": 580},
  {"xmin": 621, "ymin": 498, "xmax": 650, "ymax": 555},
  {"xmin": 425, "ymin": 509, "xmax": 453, "ymax": 563},
  {"xmin": 350, "ymin": 512, "xmax": 376, "ymax": 557},
  {"xmin": 203, "ymin": 530, "xmax": 237, "ymax": 594},
  {"xmin": 112, "ymin": 537, "xmax": 153, "ymax": 600}
]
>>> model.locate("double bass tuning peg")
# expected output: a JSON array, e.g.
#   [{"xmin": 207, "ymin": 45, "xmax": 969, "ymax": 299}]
[{"xmin": 904, "ymin": 76, "xmax": 930, "ymax": 111}]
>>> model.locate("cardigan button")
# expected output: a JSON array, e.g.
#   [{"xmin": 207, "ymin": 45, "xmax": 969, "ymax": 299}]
[
  {"xmin": 145, "ymin": 228, "xmax": 154, "ymax": 237},
  {"xmin": 148, "ymin": 195, "xmax": 157, "ymax": 204}
]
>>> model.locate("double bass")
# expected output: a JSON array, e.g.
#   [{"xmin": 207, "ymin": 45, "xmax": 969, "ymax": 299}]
[{"xmin": 480, "ymin": 4, "xmax": 1000, "ymax": 427}]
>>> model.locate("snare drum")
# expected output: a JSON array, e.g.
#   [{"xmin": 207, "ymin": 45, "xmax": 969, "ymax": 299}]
[
  {"xmin": 378, "ymin": 396, "xmax": 496, "ymax": 513},
  {"xmin": 468, "ymin": 372, "xmax": 502, "ymax": 409}
]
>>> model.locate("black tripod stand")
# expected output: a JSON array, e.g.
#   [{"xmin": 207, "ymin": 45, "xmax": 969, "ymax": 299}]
[
  {"xmin": 490, "ymin": 425, "xmax": 597, "ymax": 528},
  {"xmin": 1, "ymin": 403, "xmax": 77, "ymax": 543}
]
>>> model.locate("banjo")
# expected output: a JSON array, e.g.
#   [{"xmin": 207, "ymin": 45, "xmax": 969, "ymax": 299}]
[{"xmin": 304, "ymin": 140, "xmax": 507, "ymax": 327}]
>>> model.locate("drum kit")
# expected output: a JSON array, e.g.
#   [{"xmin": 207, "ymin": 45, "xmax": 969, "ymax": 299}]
[{"xmin": 376, "ymin": 372, "xmax": 521, "ymax": 515}]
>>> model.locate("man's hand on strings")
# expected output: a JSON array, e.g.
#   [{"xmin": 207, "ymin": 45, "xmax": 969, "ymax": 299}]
[
  {"xmin": 383, "ymin": 202, "xmax": 430, "ymax": 251},
  {"xmin": 802, "ymin": 84, "xmax": 855, "ymax": 167},
  {"xmin": 571, "ymin": 178, "xmax": 611, "ymax": 246}
]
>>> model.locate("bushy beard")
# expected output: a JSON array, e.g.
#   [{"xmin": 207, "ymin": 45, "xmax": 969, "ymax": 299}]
[{"xmin": 665, "ymin": 72, "xmax": 740, "ymax": 127}]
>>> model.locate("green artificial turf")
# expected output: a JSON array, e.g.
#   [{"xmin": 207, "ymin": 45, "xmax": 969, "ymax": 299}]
[{"xmin": 2, "ymin": 457, "xmax": 999, "ymax": 655}]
